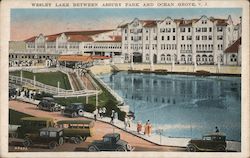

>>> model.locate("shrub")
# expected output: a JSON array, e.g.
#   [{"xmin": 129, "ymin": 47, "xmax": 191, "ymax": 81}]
[{"xmin": 84, "ymin": 103, "xmax": 96, "ymax": 113}]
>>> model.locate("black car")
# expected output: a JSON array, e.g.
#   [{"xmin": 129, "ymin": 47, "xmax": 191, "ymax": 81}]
[
  {"xmin": 62, "ymin": 103, "xmax": 84, "ymax": 118},
  {"xmin": 9, "ymin": 88, "xmax": 17, "ymax": 100},
  {"xmin": 88, "ymin": 133, "xmax": 134, "ymax": 152},
  {"xmin": 37, "ymin": 97, "xmax": 61, "ymax": 112},
  {"xmin": 23, "ymin": 127, "xmax": 64, "ymax": 149},
  {"xmin": 187, "ymin": 133, "xmax": 227, "ymax": 152}
]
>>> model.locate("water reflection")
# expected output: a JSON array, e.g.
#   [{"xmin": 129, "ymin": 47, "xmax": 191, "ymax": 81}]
[{"xmin": 100, "ymin": 72, "xmax": 241, "ymax": 141}]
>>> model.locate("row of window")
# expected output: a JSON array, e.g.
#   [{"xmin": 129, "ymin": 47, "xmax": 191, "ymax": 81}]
[
  {"xmin": 83, "ymin": 45, "xmax": 121, "ymax": 49},
  {"xmin": 160, "ymin": 44, "xmax": 177, "ymax": 50}
]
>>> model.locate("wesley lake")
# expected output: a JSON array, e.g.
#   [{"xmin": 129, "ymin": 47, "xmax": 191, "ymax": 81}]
[{"xmin": 99, "ymin": 72, "xmax": 241, "ymax": 141}]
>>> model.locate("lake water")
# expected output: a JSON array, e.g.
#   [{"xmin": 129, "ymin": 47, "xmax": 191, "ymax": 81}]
[{"xmin": 99, "ymin": 72, "xmax": 241, "ymax": 141}]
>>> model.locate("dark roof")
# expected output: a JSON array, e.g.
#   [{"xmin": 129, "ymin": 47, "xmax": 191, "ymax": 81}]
[
  {"xmin": 21, "ymin": 117, "xmax": 53, "ymax": 121},
  {"xmin": 40, "ymin": 127, "xmax": 63, "ymax": 132},
  {"xmin": 203, "ymin": 132, "xmax": 226, "ymax": 137},
  {"xmin": 24, "ymin": 30, "xmax": 112, "ymax": 42},
  {"xmin": 103, "ymin": 133, "xmax": 120, "ymax": 138},
  {"xmin": 225, "ymin": 37, "xmax": 241, "ymax": 53},
  {"xmin": 56, "ymin": 120, "xmax": 94, "ymax": 125}
]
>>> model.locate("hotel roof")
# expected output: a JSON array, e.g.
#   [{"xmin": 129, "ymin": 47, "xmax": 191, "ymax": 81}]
[
  {"xmin": 25, "ymin": 29, "xmax": 113, "ymax": 43},
  {"xmin": 224, "ymin": 37, "xmax": 241, "ymax": 53}
]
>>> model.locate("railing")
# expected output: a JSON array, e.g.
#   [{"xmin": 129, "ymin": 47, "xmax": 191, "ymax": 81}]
[
  {"xmin": 9, "ymin": 75, "xmax": 99, "ymax": 97},
  {"xmin": 89, "ymin": 71, "xmax": 124, "ymax": 103}
]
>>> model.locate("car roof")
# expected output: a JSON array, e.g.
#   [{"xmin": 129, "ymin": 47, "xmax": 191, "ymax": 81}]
[
  {"xmin": 203, "ymin": 132, "xmax": 226, "ymax": 137},
  {"xmin": 71, "ymin": 103, "xmax": 83, "ymax": 105},
  {"xmin": 56, "ymin": 120, "xmax": 94, "ymax": 125},
  {"xmin": 40, "ymin": 127, "xmax": 63, "ymax": 132},
  {"xmin": 42, "ymin": 97, "xmax": 55, "ymax": 101},
  {"xmin": 103, "ymin": 133, "xmax": 120, "ymax": 138},
  {"xmin": 21, "ymin": 117, "xmax": 54, "ymax": 121}
]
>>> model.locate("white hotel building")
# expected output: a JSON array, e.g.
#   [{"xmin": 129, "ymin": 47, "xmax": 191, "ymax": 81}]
[
  {"xmin": 9, "ymin": 15, "xmax": 242, "ymax": 67},
  {"xmin": 119, "ymin": 15, "xmax": 242, "ymax": 66}
]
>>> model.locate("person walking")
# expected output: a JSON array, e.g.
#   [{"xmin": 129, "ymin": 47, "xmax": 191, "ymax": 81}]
[
  {"xmin": 93, "ymin": 109, "xmax": 98, "ymax": 121},
  {"xmin": 215, "ymin": 126, "xmax": 220, "ymax": 133},
  {"xmin": 102, "ymin": 107, "xmax": 106, "ymax": 118},
  {"xmin": 124, "ymin": 116, "xmax": 128, "ymax": 130},
  {"xmin": 110, "ymin": 110, "xmax": 115, "ymax": 124},
  {"xmin": 137, "ymin": 121, "xmax": 142, "ymax": 134},
  {"xmin": 98, "ymin": 107, "xmax": 103, "ymax": 118}
]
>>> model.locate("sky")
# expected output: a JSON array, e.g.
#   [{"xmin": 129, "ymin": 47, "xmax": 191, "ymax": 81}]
[{"xmin": 11, "ymin": 8, "xmax": 242, "ymax": 41}]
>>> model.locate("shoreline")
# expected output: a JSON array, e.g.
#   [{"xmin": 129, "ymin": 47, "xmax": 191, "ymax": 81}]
[{"xmin": 90, "ymin": 63, "xmax": 241, "ymax": 77}]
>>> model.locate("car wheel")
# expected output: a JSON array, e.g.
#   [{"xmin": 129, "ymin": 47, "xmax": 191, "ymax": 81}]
[
  {"xmin": 78, "ymin": 109, "xmax": 84, "ymax": 116},
  {"xmin": 48, "ymin": 141, "xmax": 57, "ymax": 149},
  {"xmin": 22, "ymin": 139, "xmax": 30, "ymax": 147},
  {"xmin": 81, "ymin": 136, "xmax": 87, "ymax": 142},
  {"xmin": 75, "ymin": 136, "xmax": 82, "ymax": 144},
  {"xmin": 187, "ymin": 144, "xmax": 197, "ymax": 152},
  {"xmin": 58, "ymin": 137, "xmax": 64, "ymax": 146},
  {"xmin": 88, "ymin": 145, "xmax": 98, "ymax": 152},
  {"xmin": 216, "ymin": 145, "xmax": 226, "ymax": 151},
  {"xmin": 10, "ymin": 95, "xmax": 17, "ymax": 100},
  {"xmin": 11, "ymin": 132, "xmax": 18, "ymax": 138},
  {"xmin": 50, "ymin": 107, "xmax": 54, "ymax": 112},
  {"xmin": 71, "ymin": 112, "xmax": 77, "ymax": 118},
  {"xmin": 116, "ymin": 146, "xmax": 126, "ymax": 152}
]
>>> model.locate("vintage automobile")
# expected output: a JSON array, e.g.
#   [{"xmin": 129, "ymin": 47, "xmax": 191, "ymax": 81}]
[
  {"xmin": 88, "ymin": 133, "xmax": 134, "ymax": 152},
  {"xmin": 56, "ymin": 120, "xmax": 94, "ymax": 144},
  {"xmin": 17, "ymin": 117, "xmax": 55, "ymax": 138},
  {"xmin": 23, "ymin": 127, "xmax": 64, "ymax": 149},
  {"xmin": 187, "ymin": 133, "xmax": 227, "ymax": 152},
  {"xmin": 61, "ymin": 103, "xmax": 84, "ymax": 117},
  {"xmin": 37, "ymin": 97, "xmax": 61, "ymax": 112}
]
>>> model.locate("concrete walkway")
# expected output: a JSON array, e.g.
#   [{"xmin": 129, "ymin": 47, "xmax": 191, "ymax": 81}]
[{"xmin": 13, "ymin": 97, "xmax": 241, "ymax": 152}]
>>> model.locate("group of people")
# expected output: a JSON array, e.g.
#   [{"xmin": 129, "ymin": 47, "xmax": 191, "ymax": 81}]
[
  {"xmin": 137, "ymin": 120, "xmax": 152, "ymax": 136},
  {"xmin": 93, "ymin": 107, "xmax": 107, "ymax": 121},
  {"xmin": 13, "ymin": 87, "xmax": 37, "ymax": 100}
]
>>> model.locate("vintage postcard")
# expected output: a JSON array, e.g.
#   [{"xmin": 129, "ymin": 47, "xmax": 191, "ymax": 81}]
[{"xmin": 0, "ymin": 0, "xmax": 249, "ymax": 157}]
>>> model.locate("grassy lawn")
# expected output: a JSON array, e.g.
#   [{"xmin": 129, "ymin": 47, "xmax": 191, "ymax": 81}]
[
  {"xmin": 10, "ymin": 71, "xmax": 71, "ymax": 90},
  {"xmin": 9, "ymin": 109, "xmax": 32, "ymax": 125}
]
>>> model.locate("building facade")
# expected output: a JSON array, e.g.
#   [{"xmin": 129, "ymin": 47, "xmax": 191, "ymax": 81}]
[
  {"xmin": 119, "ymin": 15, "xmax": 242, "ymax": 66},
  {"xmin": 9, "ymin": 15, "xmax": 242, "ymax": 67}
]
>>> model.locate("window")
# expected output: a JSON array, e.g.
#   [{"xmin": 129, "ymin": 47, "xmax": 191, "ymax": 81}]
[
  {"xmin": 125, "ymin": 36, "xmax": 127, "ymax": 40},
  {"xmin": 196, "ymin": 36, "xmax": 200, "ymax": 40},
  {"xmin": 173, "ymin": 36, "xmax": 175, "ymax": 40},
  {"xmin": 230, "ymin": 54, "xmax": 237, "ymax": 62},
  {"xmin": 162, "ymin": 36, "xmax": 164, "ymax": 40},
  {"xmin": 146, "ymin": 36, "xmax": 149, "ymax": 40},
  {"xmin": 182, "ymin": 36, "xmax": 184, "ymax": 40},
  {"xmin": 209, "ymin": 27, "xmax": 212, "ymax": 32},
  {"xmin": 40, "ymin": 131, "xmax": 48, "ymax": 137},
  {"xmin": 203, "ymin": 136, "xmax": 212, "ymax": 140},
  {"xmin": 196, "ymin": 28, "xmax": 201, "ymax": 32},
  {"xmin": 202, "ymin": 27, "xmax": 207, "ymax": 32},
  {"xmin": 217, "ymin": 35, "xmax": 223, "ymax": 40},
  {"xmin": 181, "ymin": 55, "xmax": 186, "ymax": 61},
  {"xmin": 173, "ymin": 28, "xmax": 175, "ymax": 32},
  {"xmin": 166, "ymin": 28, "xmax": 171, "ymax": 32},
  {"xmin": 166, "ymin": 54, "xmax": 171, "ymax": 61},
  {"xmin": 217, "ymin": 27, "xmax": 223, "ymax": 32},
  {"xmin": 131, "ymin": 36, "xmax": 133, "ymax": 40},
  {"xmin": 188, "ymin": 28, "xmax": 191, "ymax": 32},
  {"xmin": 161, "ymin": 54, "xmax": 165, "ymax": 61},
  {"xmin": 146, "ymin": 54, "xmax": 150, "ymax": 61},
  {"xmin": 104, "ymin": 137, "xmax": 111, "ymax": 143},
  {"xmin": 202, "ymin": 36, "xmax": 207, "ymax": 40},
  {"xmin": 49, "ymin": 131, "xmax": 57, "ymax": 137},
  {"xmin": 154, "ymin": 36, "xmax": 157, "ymax": 40},
  {"xmin": 187, "ymin": 36, "xmax": 192, "ymax": 40},
  {"xmin": 208, "ymin": 35, "xmax": 212, "ymax": 40},
  {"xmin": 167, "ymin": 36, "xmax": 170, "ymax": 40},
  {"xmin": 180, "ymin": 27, "xmax": 185, "ymax": 32}
]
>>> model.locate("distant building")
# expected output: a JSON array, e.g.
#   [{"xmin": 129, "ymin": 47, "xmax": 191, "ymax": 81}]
[
  {"xmin": 119, "ymin": 15, "xmax": 242, "ymax": 66},
  {"xmin": 9, "ymin": 15, "xmax": 241, "ymax": 67}
]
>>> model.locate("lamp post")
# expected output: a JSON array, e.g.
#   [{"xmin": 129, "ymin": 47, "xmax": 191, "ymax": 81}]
[
  {"xmin": 33, "ymin": 75, "xmax": 36, "ymax": 88},
  {"xmin": 57, "ymin": 81, "xmax": 60, "ymax": 94}
]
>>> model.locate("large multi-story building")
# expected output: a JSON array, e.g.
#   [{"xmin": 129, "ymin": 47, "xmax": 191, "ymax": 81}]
[
  {"xmin": 9, "ymin": 15, "xmax": 242, "ymax": 67},
  {"xmin": 119, "ymin": 15, "xmax": 242, "ymax": 66}
]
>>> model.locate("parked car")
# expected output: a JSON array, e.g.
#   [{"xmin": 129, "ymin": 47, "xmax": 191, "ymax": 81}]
[
  {"xmin": 88, "ymin": 133, "xmax": 134, "ymax": 152},
  {"xmin": 187, "ymin": 133, "xmax": 227, "ymax": 152},
  {"xmin": 37, "ymin": 97, "xmax": 61, "ymax": 112},
  {"xmin": 17, "ymin": 117, "xmax": 55, "ymax": 138},
  {"xmin": 23, "ymin": 127, "xmax": 64, "ymax": 149},
  {"xmin": 56, "ymin": 120, "xmax": 94, "ymax": 144},
  {"xmin": 62, "ymin": 103, "xmax": 84, "ymax": 117},
  {"xmin": 9, "ymin": 88, "xmax": 17, "ymax": 100}
]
